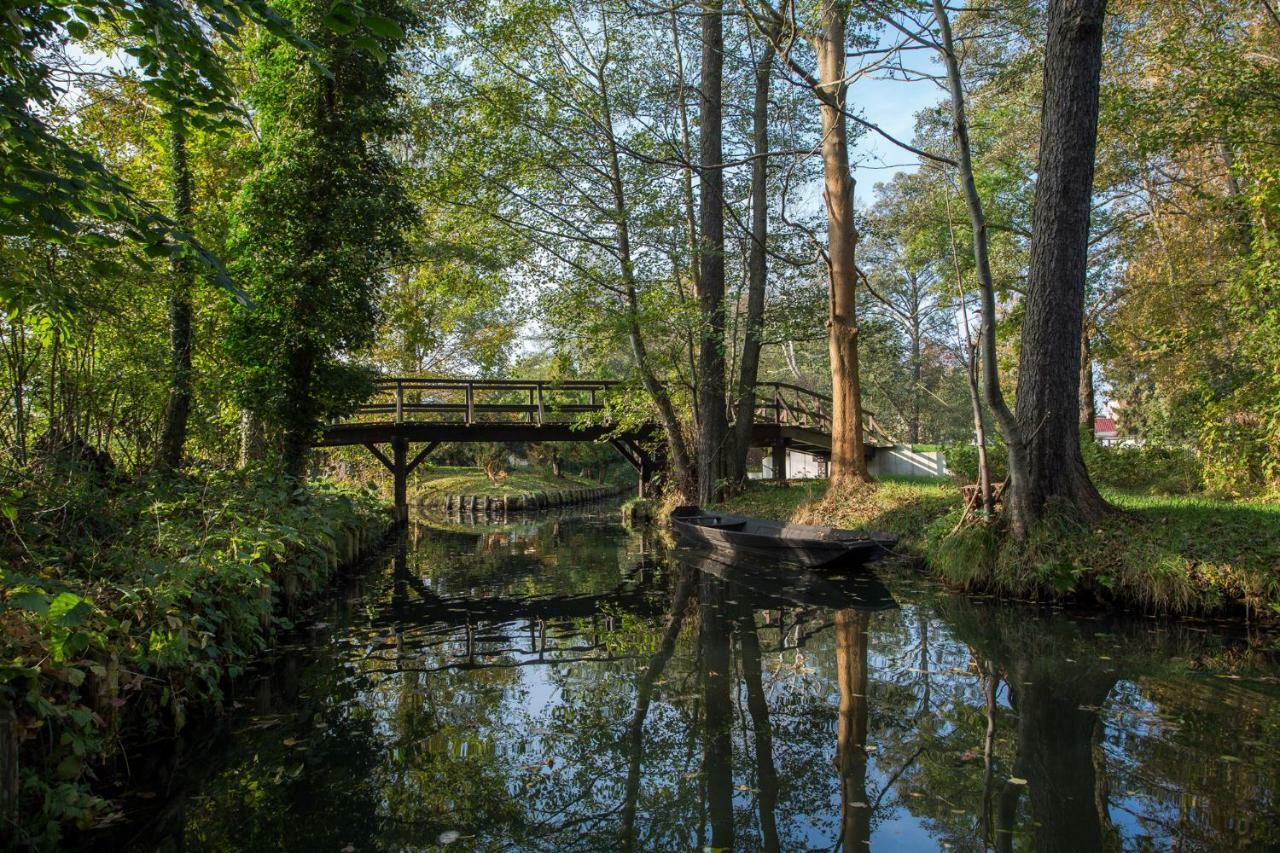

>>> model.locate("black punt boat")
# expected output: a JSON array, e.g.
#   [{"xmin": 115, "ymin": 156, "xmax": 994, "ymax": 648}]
[{"xmin": 670, "ymin": 505, "xmax": 898, "ymax": 569}]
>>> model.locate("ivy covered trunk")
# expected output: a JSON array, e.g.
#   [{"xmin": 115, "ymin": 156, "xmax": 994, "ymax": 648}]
[{"xmin": 157, "ymin": 117, "xmax": 194, "ymax": 472}]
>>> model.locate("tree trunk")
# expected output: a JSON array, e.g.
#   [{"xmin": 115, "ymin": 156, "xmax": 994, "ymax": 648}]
[
  {"xmin": 729, "ymin": 41, "xmax": 774, "ymax": 488},
  {"xmin": 238, "ymin": 409, "xmax": 266, "ymax": 468},
  {"xmin": 696, "ymin": 0, "xmax": 728, "ymax": 505},
  {"xmin": 935, "ymin": 0, "xmax": 1023, "ymax": 519},
  {"xmin": 909, "ymin": 279, "xmax": 922, "ymax": 445},
  {"xmin": 1012, "ymin": 0, "xmax": 1112, "ymax": 530},
  {"xmin": 597, "ymin": 55, "xmax": 695, "ymax": 494},
  {"xmin": 1079, "ymin": 329, "xmax": 1096, "ymax": 440},
  {"xmin": 814, "ymin": 0, "xmax": 869, "ymax": 487},
  {"xmin": 281, "ymin": 342, "xmax": 315, "ymax": 478},
  {"xmin": 157, "ymin": 116, "xmax": 195, "ymax": 472}
]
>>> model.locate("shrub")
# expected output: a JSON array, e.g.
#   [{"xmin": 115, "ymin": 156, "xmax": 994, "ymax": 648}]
[
  {"xmin": 943, "ymin": 438, "xmax": 1008, "ymax": 484},
  {"xmin": 0, "ymin": 464, "xmax": 389, "ymax": 846},
  {"xmin": 1081, "ymin": 442, "xmax": 1203, "ymax": 495}
]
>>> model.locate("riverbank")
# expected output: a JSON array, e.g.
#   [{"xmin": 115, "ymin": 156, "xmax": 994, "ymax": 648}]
[
  {"xmin": 414, "ymin": 465, "xmax": 628, "ymax": 512},
  {"xmin": 713, "ymin": 478, "xmax": 1280, "ymax": 620},
  {"xmin": 0, "ymin": 464, "xmax": 391, "ymax": 847}
]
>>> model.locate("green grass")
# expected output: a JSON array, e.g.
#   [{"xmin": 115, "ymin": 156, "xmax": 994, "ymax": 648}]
[
  {"xmin": 414, "ymin": 465, "xmax": 599, "ymax": 498},
  {"xmin": 717, "ymin": 477, "xmax": 1280, "ymax": 619},
  {"xmin": 929, "ymin": 488, "xmax": 1280, "ymax": 617},
  {"xmin": 715, "ymin": 475, "xmax": 956, "ymax": 552}
]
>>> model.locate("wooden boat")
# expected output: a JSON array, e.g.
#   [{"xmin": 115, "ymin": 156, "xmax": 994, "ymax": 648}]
[{"xmin": 670, "ymin": 505, "xmax": 898, "ymax": 569}]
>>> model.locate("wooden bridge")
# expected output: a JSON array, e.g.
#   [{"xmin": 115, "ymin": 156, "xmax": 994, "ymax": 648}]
[{"xmin": 319, "ymin": 377, "xmax": 889, "ymax": 522}]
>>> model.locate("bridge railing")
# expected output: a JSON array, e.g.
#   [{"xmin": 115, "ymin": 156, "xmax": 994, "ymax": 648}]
[
  {"xmin": 342, "ymin": 378, "xmax": 620, "ymax": 426},
  {"xmin": 754, "ymin": 381, "xmax": 892, "ymax": 442},
  {"xmin": 338, "ymin": 376, "xmax": 891, "ymax": 441}
]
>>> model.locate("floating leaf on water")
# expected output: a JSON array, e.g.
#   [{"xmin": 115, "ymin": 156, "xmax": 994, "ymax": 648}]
[{"xmin": 1008, "ymin": 777, "xmax": 1028, "ymax": 785}]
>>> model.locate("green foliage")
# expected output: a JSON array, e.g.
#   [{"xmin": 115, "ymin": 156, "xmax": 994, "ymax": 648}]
[
  {"xmin": 227, "ymin": 0, "xmax": 416, "ymax": 470},
  {"xmin": 943, "ymin": 438, "xmax": 1008, "ymax": 484},
  {"xmin": 0, "ymin": 463, "xmax": 387, "ymax": 844},
  {"xmin": 1080, "ymin": 442, "xmax": 1203, "ymax": 496},
  {"xmin": 0, "ymin": 0, "xmax": 317, "ymax": 308}
]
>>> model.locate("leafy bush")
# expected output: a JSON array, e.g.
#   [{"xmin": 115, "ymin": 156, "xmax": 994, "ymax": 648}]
[
  {"xmin": 0, "ymin": 463, "xmax": 388, "ymax": 846},
  {"xmin": 943, "ymin": 439, "xmax": 1008, "ymax": 484},
  {"xmin": 1081, "ymin": 442, "xmax": 1203, "ymax": 495}
]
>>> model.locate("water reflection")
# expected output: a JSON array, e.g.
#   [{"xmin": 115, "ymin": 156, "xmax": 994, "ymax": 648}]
[{"xmin": 118, "ymin": 510, "xmax": 1280, "ymax": 851}]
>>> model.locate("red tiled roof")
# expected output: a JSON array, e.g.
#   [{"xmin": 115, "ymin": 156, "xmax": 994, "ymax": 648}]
[{"xmin": 1094, "ymin": 416, "xmax": 1117, "ymax": 434}]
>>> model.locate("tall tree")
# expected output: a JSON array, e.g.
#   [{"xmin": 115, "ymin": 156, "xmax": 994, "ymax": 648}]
[
  {"xmin": 696, "ymin": 0, "xmax": 729, "ymax": 504},
  {"xmin": 156, "ymin": 116, "xmax": 195, "ymax": 471},
  {"xmin": 728, "ymin": 40, "xmax": 774, "ymax": 487},
  {"xmin": 229, "ymin": 0, "xmax": 415, "ymax": 476},
  {"xmin": 1011, "ymin": 0, "xmax": 1112, "ymax": 529},
  {"xmin": 814, "ymin": 0, "xmax": 870, "ymax": 486}
]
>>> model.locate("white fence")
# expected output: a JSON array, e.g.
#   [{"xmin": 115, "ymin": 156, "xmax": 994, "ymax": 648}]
[
  {"xmin": 869, "ymin": 445, "xmax": 948, "ymax": 478},
  {"xmin": 754, "ymin": 445, "xmax": 948, "ymax": 480}
]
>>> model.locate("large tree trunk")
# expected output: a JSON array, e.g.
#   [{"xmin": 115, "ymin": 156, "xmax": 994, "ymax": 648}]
[
  {"xmin": 729, "ymin": 41, "xmax": 774, "ymax": 488},
  {"xmin": 1012, "ymin": 0, "xmax": 1112, "ymax": 530},
  {"xmin": 157, "ymin": 116, "xmax": 194, "ymax": 472},
  {"xmin": 696, "ymin": 0, "xmax": 728, "ymax": 505},
  {"xmin": 813, "ymin": 0, "xmax": 869, "ymax": 487}
]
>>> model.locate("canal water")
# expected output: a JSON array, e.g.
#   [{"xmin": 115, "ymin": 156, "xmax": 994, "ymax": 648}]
[{"xmin": 117, "ymin": 506, "xmax": 1280, "ymax": 851}]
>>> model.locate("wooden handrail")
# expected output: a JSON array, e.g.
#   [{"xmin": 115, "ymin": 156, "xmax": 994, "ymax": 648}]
[{"xmin": 340, "ymin": 376, "xmax": 879, "ymax": 436}]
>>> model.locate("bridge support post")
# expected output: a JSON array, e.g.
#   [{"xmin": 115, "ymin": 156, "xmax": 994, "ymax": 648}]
[
  {"xmin": 392, "ymin": 436, "xmax": 409, "ymax": 527},
  {"xmin": 771, "ymin": 440, "xmax": 787, "ymax": 482}
]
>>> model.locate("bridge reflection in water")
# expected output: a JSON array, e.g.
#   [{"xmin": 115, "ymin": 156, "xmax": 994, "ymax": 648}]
[
  {"xmin": 114, "ymin": 512, "xmax": 1280, "ymax": 852},
  {"xmin": 317, "ymin": 377, "xmax": 892, "ymax": 522}
]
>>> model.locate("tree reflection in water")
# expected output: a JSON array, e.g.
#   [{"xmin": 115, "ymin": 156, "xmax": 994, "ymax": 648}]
[{"xmin": 113, "ymin": 515, "xmax": 1280, "ymax": 852}]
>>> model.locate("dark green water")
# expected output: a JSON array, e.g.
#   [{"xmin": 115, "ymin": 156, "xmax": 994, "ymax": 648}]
[{"xmin": 116, "ymin": 507, "xmax": 1280, "ymax": 851}]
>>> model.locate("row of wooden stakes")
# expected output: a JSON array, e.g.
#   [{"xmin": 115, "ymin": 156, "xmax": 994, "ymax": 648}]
[{"xmin": 439, "ymin": 485, "xmax": 627, "ymax": 515}]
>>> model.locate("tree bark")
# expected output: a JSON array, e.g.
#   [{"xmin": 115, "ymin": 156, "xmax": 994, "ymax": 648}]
[
  {"xmin": 157, "ymin": 116, "xmax": 195, "ymax": 472},
  {"xmin": 814, "ymin": 0, "xmax": 869, "ymax": 487},
  {"xmin": 908, "ymin": 272, "xmax": 922, "ymax": 445},
  {"xmin": 696, "ymin": 0, "xmax": 729, "ymax": 505},
  {"xmin": 1013, "ymin": 0, "xmax": 1113, "ymax": 529},
  {"xmin": 729, "ymin": 41, "xmax": 774, "ymax": 488}
]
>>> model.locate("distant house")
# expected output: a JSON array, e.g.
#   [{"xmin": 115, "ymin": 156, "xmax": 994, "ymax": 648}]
[{"xmin": 1093, "ymin": 415, "xmax": 1138, "ymax": 447}]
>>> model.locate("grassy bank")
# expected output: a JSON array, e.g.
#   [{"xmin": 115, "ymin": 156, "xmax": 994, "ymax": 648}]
[
  {"xmin": 715, "ymin": 476, "xmax": 957, "ymax": 552},
  {"xmin": 413, "ymin": 465, "xmax": 605, "ymax": 500},
  {"xmin": 715, "ymin": 478, "xmax": 1280, "ymax": 620},
  {"xmin": 0, "ymin": 464, "xmax": 389, "ymax": 846}
]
